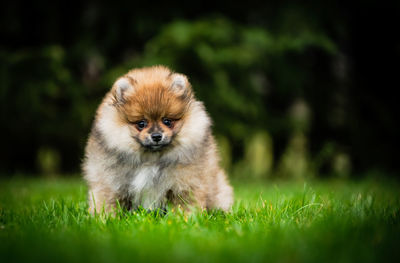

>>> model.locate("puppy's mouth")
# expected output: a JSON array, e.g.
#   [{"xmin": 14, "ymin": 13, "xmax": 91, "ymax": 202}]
[
  {"xmin": 144, "ymin": 143, "xmax": 169, "ymax": 152},
  {"xmin": 132, "ymin": 136, "xmax": 171, "ymax": 152}
]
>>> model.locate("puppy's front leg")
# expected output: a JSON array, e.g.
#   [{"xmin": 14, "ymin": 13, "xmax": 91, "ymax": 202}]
[{"xmin": 88, "ymin": 187, "xmax": 117, "ymax": 215}]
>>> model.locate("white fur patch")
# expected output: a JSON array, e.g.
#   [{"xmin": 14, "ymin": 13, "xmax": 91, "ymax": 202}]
[
  {"xmin": 129, "ymin": 165, "xmax": 173, "ymax": 209},
  {"xmin": 180, "ymin": 102, "xmax": 210, "ymax": 144},
  {"xmin": 131, "ymin": 165, "xmax": 159, "ymax": 192},
  {"xmin": 97, "ymin": 105, "xmax": 136, "ymax": 154}
]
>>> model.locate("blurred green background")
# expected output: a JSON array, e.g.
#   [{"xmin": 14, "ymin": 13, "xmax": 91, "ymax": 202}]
[{"xmin": 0, "ymin": 1, "xmax": 398, "ymax": 178}]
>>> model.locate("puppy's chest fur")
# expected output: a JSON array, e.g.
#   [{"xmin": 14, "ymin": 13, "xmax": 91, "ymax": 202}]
[{"xmin": 120, "ymin": 163, "xmax": 175, "ymax": 210}]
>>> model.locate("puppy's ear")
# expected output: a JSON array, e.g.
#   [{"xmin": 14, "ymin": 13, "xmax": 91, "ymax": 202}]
[
  {"xmin": 170, "ymin": 73, "xmax": 192, "ymax": 98},
  {"xmin": 113, "ymin": 76, "xmax": 135, "ymax": 104}
]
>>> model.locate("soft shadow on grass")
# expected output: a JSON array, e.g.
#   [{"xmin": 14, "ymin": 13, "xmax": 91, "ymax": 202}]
[{"xmin": 0, "ymin": 176, "xmax": 399, "ymax": 263}]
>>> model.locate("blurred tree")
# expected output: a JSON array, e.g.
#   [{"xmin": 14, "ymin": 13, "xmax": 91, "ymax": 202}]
[{"xmin": 0, "ymin": 0, "xmax": 398, "ymax": 176}]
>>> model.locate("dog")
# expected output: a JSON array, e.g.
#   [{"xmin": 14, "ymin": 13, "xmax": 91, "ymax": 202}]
[{"xmin": 83, "ymin": 65, "xmax": 233, "ymax": 214}]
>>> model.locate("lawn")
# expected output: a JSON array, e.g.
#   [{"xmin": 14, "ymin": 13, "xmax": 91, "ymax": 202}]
[{"xmin": 0, "ymin": 176, "xmax": 399, "ymax": 263}]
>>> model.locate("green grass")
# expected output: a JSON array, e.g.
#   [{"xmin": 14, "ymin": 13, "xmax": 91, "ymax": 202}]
[{"xmin": 1, "ymin": 177, "xmax": 399, "ymax": 263}]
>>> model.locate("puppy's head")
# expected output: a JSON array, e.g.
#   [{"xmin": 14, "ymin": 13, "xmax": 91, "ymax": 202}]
[{"xmin": 110, "ymin": 66, "xmax": 193, "ymax": 152}]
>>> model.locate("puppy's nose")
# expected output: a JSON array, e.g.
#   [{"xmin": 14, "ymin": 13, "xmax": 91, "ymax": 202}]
[{"xmin": 151, "ymin": 133, "xmax": 162, "ymax": 142}]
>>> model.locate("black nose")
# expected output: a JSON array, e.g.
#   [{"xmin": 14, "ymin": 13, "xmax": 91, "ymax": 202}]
[{"xmin": 151, "ymin": 133, "xmax": 162, "ymax": 142}]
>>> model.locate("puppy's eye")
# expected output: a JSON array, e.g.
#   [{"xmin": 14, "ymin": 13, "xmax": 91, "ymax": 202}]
[
  {"xmin": 162, "ymin": 118, "xmax": 172, "ymax": 128},
  {"xmin": 136, "ymin": 120, "xmax": 147, "ymax": 131}
]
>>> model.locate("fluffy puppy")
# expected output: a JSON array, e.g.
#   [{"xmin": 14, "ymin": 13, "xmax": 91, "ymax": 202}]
[{"xmin": 83, "ymin": 66, "xmax": 233, "ymax": 214}]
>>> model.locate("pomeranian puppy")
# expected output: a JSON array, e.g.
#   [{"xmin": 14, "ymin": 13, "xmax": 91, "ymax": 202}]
[{"xmin": 83, "ymin": 65, "xmax": 233, "ymax": 214}]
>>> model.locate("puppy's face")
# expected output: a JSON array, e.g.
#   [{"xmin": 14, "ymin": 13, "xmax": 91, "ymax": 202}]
[
  {"xmin": 111, "ymin": 67, "xmax": 192, "ymax": 152},
  {"xmin": 127, "ymin": 116, "xmax": 182, "ymax": 152}
]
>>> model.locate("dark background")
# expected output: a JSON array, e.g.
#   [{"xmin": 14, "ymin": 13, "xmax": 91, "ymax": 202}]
[{"xmin": 0, "ymin": 0, "xmax": 398, "ymax": 178}]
